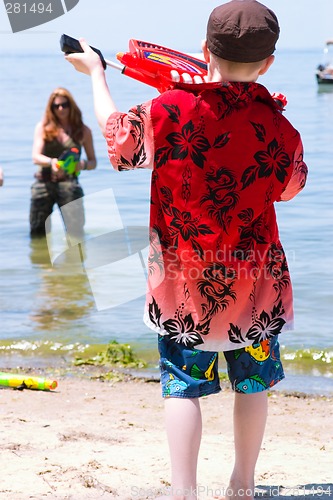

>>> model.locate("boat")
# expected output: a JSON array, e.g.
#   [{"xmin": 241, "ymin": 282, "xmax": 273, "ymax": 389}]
[{"xmin": 316, "ymin": 40, "xmax": 333, "ymax": 84}]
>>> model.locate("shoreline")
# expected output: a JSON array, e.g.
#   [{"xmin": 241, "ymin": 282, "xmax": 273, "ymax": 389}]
[
  {"xmin": 1, "ymin": 369, "xmax": 333, "ymax": 499},
  {"xmin": 1, "ymin": 352, "xmax": 333, "ymax": 397}
]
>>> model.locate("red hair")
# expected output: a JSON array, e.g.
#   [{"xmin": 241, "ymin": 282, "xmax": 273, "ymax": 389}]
[{"xmin": 43, "ymin": 87, "xmax": 84, "ymax": 143}]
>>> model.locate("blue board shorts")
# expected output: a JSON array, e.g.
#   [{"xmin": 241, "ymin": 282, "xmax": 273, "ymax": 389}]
[{"xmin": 158, "ymin": 334, "xmax": 284, "ymax": 398}]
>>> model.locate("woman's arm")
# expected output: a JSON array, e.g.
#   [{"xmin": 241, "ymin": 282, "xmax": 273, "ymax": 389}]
[
  {"xmin": 79, "ymin": 125, "xmax": 97, "ymax": 171},
  {"xmin": 32, "ymin": 122, "xmax": 56, "ymax": 168}
]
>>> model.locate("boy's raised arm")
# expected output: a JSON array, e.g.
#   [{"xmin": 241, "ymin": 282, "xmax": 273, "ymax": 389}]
[{"xmin": 65, "ymin": 39, "xmax": 117, "ymax": 135}]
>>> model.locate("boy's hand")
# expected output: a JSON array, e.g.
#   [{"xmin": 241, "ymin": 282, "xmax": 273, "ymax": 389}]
[
  {"xmin": 65, "ymin": 37, "xmax": 117, "ymax": 133},
  {"xmin": 65, "ymin": 38, "xmax": 103, "ymax": 76}
]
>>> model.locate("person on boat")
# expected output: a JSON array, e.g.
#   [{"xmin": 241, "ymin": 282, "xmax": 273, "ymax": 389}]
[
  {"xmin": 30, "ymin": 87, "xmax": 97, "ymax": 238},
  {"xmin": 65, "ymin": 1, "xmax": 308, "ymax": 498},
  {"xmin": 0, "ymin": 166, "xmax": 3, "ymax": 186}
]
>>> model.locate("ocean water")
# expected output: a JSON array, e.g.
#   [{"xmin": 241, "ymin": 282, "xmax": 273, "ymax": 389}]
[{"xmin": 0, "ymin": 48, "xmax": 332, "ymax": 394}]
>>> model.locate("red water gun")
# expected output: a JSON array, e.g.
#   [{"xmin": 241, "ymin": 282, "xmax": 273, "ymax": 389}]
[
  {"xmin": 61, "ymin": 34, "xmax": 208, "ymax": 93},
  {"xmin": 60, "ymin": 34, "xmax": 287, "ymax": 107},
  {"xmin": 116, "ymin": 39, "xmax": 208, "ymax": 92}
]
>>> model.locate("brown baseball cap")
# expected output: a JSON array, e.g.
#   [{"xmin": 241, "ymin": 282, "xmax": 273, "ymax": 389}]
[{"xmin": 206, "ymin": 0, "xmax": 280, "ymax": 63}]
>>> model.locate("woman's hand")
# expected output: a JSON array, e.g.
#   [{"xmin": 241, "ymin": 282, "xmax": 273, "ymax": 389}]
[
  {"xmin": 51, "ymin": 158, "xmax": 66, "ymax": 181},
  {"xmin": 50, "ymin": 158, "xmax": 59, "ymax": 173},
  {"xmin": 65, "ymin": 38, "xmax": 104, "ymax": 76},
  {"xmin": 77, "ymin": 159, "xmax": 88, "ymax": 172}
]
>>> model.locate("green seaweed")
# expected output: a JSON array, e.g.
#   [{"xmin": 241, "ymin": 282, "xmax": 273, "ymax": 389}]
[{"xmin": 74, "ymin": 340, "xmax": 147, "ymax": 369}]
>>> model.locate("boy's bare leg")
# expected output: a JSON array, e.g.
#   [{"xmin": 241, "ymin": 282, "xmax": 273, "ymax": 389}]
[
  {"xmin": 227, "ymin": 391, "xmax": 268, "ymax": 500},
  {"xmin": 158, "ymin": 397, "xmax": 202, "ymax": 500}
]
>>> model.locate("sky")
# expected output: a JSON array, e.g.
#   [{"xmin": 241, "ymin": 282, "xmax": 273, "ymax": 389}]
[{"xmin": 0, "ymin": 0, "xmax": 333, "ymax": 55}]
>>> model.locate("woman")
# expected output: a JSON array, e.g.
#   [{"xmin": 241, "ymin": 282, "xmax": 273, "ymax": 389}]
[{"xmin": 30, "ymin": 87, "xmax": 97, "ymax": 239}]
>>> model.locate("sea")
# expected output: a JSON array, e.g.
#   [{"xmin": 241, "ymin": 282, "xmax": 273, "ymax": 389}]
[{"xmin": 0, "ymin": 47, "xmax": 332, "ymax": 395}]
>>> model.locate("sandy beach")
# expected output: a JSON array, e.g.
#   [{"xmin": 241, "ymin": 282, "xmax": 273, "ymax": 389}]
[{"xmin": 0, "ymin": 370, "xmax": 332, "ymax": 500}]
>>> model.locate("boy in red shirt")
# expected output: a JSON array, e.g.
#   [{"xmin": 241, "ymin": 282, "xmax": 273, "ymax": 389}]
[{"xmin": 66, "ymin": 1, "xmax": 307, "ymax": 498}]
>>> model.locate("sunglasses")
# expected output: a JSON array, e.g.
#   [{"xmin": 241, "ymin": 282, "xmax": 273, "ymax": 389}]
[{"xmin": 52, "ymin": 101, "xmax": 70, "ymax": 110}]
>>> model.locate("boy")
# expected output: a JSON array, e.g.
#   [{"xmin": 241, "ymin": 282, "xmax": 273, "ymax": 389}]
[{"xmin": 66, "ymin": 1, "xmax": 308, "ymax": 498}]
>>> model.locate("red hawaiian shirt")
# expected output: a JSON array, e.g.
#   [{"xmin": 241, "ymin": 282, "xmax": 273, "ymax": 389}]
[{"xmin": 105, "ymin": 81, "xmax": 308, "ymax": 351}]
